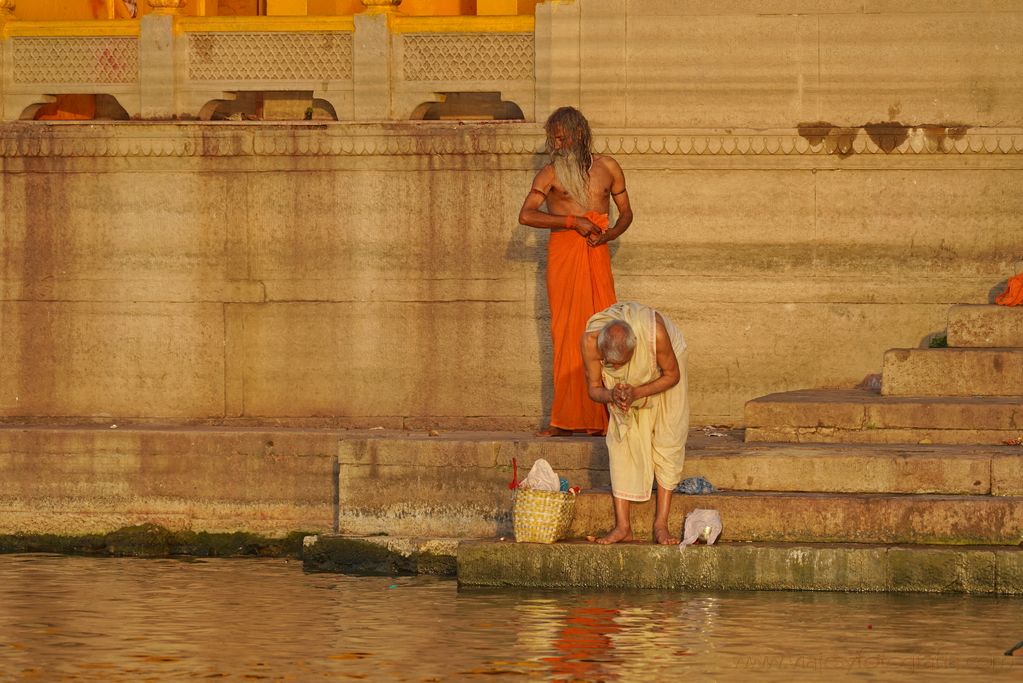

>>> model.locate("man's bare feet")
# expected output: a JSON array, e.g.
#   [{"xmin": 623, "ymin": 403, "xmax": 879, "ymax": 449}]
[
  {"xmin": 653, "ymin": 524, "xmax": 679, "ymax": 545},
  {"xmin": 536, "ymin": 426, "xmax": 573, "ymax": 437},
  {"xmin": 590, "ymin": 526, "xmax": 634, "ymax": 544}
]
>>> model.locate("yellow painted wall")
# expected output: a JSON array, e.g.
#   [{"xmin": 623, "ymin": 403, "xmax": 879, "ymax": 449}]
[
  {"xmin": 403, "ymin": 0, "xmax": 537, "ymax": 14},
  {"xmin": 9, "ymin": 0, "xmax": 533, "ymax": 18},
  {"xmin": 307, "ymin": 0, "xmax": 363, "ymax": 14},
  {"xmin": 11, "ymin": 0, "xmax": 218, "ymax": 19},
  {"xmin": 477, "ymin": 0, "xmax": 515, "ymax": 15},
  {"xmin": 401, "ymin": 0, "xmax": 538, "ymax": 14},
  {"xmin": 13, "ymin": 0, "xmax": 96, "ymax": 20},
  {"xmin": 215, "ymin": 0, "xmax": 259, "ymax": 15},
  {"xmin": 400, "ymin": 0, "xmax": 474, "ymax": 16},
  {"xmin": 266, "ymin": 0, "xmax": 307, "ymax": 15}
]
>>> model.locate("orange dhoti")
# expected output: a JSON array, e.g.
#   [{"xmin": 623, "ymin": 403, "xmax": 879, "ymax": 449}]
[{"xmin": 547, "ymin": 221, "xmax": 617, "ymax": 434}]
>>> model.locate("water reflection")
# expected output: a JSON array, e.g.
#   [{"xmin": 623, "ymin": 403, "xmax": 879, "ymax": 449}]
[
  {"xmin": 0, "ymin": 554, "xmax": 1020, "ymax": 681},
  {"xmin": 546, "ymin": 605, "xmax": 622, "ymax": 680}
]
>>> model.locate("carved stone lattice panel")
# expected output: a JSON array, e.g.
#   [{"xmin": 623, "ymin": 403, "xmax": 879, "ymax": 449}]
[
  {"xmin": 402, "ymin": 34, "xmax": 533, "ymax": 82},
  {"xmin": 188, "ymin": 32, "xmax": 353, "ymax": 81},
  {"xmin": 12, "ymin": 37, "xmax": 139, "ymax": 84}
]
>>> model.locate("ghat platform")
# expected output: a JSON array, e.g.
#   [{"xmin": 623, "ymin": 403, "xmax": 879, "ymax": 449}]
[{"xmin": 1, "ymin": 424, "xmax": 1020, "ymax": 593}]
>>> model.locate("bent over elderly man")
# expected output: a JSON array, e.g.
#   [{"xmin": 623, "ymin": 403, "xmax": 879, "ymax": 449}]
[{"xmin": 581, "ymin": 302, "xmax": 690, "ymax": 545}]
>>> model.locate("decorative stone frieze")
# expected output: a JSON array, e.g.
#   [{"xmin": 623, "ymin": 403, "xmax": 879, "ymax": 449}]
[{"xmin": 2, "ymin": 125, "xmax": 1023, "ymax": 159}]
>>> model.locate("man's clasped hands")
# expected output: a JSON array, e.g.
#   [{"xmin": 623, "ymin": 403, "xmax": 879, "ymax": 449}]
[
  {"xmin": 611, "ymin": 383, "xmax": 636, "ymax": 411},
  {"xmin": 571, "ymin": 211, "xmax": 611, "ymax": 247}
]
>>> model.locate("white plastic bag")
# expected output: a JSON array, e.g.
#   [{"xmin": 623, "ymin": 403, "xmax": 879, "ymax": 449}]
[
  {"xmin": 517, "ymin": 458, "xmax": 560, "ymax": 492},
  {"xmin": 679, "ymin": 508, "xmax": 722, "ymax": 550}
]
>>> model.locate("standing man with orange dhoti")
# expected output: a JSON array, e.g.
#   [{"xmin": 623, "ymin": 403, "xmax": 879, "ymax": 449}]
[{"xmin": 518, "ymin": 107, "xmax": 634, "ymax": 436}]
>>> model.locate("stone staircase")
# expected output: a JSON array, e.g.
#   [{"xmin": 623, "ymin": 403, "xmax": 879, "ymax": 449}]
[
  {"xmin": 745, "ymin": 305, "xmax": 1023, "ymax": 445},
  {"xmin": 306, "ymin": 427, "xmax": 1023, "ymax": 592},
  {"xmin": 309, "ymin": 304, "xmax": 1023, "ymax": 592}
]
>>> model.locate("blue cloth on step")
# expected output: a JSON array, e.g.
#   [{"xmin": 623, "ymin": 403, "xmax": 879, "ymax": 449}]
[{"xmin": 676, "ymin": 476, "xmax": 717, "ymax": 495}]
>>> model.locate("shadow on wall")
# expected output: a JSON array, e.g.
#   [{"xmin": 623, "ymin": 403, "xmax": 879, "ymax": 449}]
[
  {"xmin": 411, "ymin": 92, "xmax": 524, "ymax": 121},
  {"xmin": 989, "ymin": 278, "xmax": 1011, "ymax": 304},
  {"xmin": 19, "ymin": 92, "xmax": 526, "ymax": 123},
  {"xmin": 797, "ymin": 120, "xmax": 970, "ymax": 156},
  {"xmin": 200, "ymin": 92, "xmax": 339, "ymax": 121},
  {"xmin": 505, "ymin": 147, "xmax": 550, "ymax": 430},
  {"xmin": 21, "ymin": 92, "xmax": 343, "ymax": 122}
]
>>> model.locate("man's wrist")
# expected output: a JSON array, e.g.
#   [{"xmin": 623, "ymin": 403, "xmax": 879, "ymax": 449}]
[{"xmin": 564, "ymin": 214, "xmax": 575, "ymax": 229}]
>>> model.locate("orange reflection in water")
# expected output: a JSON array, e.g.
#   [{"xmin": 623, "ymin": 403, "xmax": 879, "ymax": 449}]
[{"xmin": 542, "ymin": 605, "xmax": 623, "ymax": 681}]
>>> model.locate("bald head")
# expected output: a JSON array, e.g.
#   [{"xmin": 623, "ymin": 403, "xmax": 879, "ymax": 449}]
[{"xmin": 597, "ymin": 320, "xmax": 636, "ymax": 366}]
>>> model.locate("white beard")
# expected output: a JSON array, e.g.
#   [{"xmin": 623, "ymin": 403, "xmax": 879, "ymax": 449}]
[{"xmin": 552, "ymin": 151, "xmax": 589, "ymax": 209}]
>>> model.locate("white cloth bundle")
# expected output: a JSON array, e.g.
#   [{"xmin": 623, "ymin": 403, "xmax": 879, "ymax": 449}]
[
  {"xmin": 517, "ymin": 458, "xmax": 561, "ymax": 492},
  {"xmin": 679, "ymin": 508, "xmax": 722, "ymax": 550}
]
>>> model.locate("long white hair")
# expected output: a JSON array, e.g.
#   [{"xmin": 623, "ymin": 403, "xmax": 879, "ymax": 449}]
[{"xmin": 545, "ymin": 107, "xmax": 592, "ymax": 208}]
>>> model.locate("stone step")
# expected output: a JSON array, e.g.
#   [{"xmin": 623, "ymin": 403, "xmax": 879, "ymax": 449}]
[
  {"xmin": 567, "ymin": 490, "xmax": 1023, "ymax": 546},
  {"xmin": 744, "ymin": 389, "xmax": 1023, "ymax": 446},
  {"xmin": 690, "ymin": 442, "xmax": 1012, "ymax": 496},
  {"xmin": 337, "ymin": 430, "xmax": 1022, "ymax": 539},
  {"xmin": 882, "ymin": 347, "xmax": 1023, "ymax": 397},
  {"xmin": 338, "ymin": 431, "xmax": 612, "ymax": 539},
  {"xmin": 457, "ymin": 539, "xmax": 1023, "ymax": 594},
  {"xmin": 947, "ymin": 304, "xmax": 1023, "ymax": 348}
]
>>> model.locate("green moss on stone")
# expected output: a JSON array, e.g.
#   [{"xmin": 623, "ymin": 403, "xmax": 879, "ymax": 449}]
[
  {"xmin": 0, "ymin": 525, "xmax": 313, "ymax": 559},
  {"xmin": 302, "ymin": 537, "xmax": 456, "ymax": 576}
]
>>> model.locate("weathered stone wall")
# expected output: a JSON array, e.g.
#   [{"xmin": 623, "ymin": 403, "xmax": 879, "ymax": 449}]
[
  {"xmin": 543, "ymin": 0, "xmax": 1023, "ymax": 130},
  {"xmin": 0, "ymin": 427, "xmax": 338, "ymax": 536},
  {"xmin": 0, "ymin": 122, "xmax": 1017, "ymax": 426}
]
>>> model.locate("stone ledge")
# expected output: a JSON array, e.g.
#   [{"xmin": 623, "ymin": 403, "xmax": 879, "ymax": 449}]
[
  {"xmin": 882, "ymin": 348, "xmax": 1023, "ymax": 397},
  {"xmin": 4, "ymin": 123, "xmax": 1023, "ymax": 159},
  {"xmin": 457, "ymin": 539, "xmax": 1023, "ymax": 594},
  {"xmin": 745, "ymin": 389, "xmax": 1023, "ymax": 445},
  {"xmin": 746, "ymin": 426, "xmax": 1023, "ymax": 448},
  {"xmin": 947, "ymin": 304, "xmax": 1023, "ymax": 348},
  {"xmin": 569, "ymin": 490, "xmax": 1023, "ymax": 546}
]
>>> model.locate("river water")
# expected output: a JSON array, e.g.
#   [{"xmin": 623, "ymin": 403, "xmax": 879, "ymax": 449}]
[{"xmin": 0, "ymin": 554, "xmax": 1020, "ymax": 681}]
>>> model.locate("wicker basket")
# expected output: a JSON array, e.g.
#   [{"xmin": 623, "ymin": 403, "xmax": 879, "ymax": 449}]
[{"xmin": 513, "ymin": 488, "xmax": 576, "ymax": 543}]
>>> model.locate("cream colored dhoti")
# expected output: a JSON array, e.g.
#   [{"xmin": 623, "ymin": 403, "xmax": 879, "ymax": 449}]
[{"xmin": 585, "ymin": 302, "xmax": 689, "ymax": 502}]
